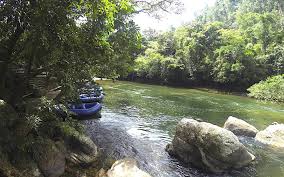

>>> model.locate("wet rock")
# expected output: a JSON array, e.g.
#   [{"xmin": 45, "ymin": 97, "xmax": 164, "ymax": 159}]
[
  {"xmin": 32, "ymin": 139, "xmax": 65, "ymax": 177},
  {"xmin": 255, "ymin": 123, "xmax": 284, "ymax": 148},
  {"xmin": 166, "ymin": 118, "xmax": 255, "ymax": 173},
  {"xmin": 224, "ymin": 116, "xmax": 259, "ymax": 137},
  {"xmin": 58, "ymin": 124, "xmax": 99, "ymax": 166},
  {"xmin": 107, "ymin": 158, "xmax": 152, "ymax": 177}
]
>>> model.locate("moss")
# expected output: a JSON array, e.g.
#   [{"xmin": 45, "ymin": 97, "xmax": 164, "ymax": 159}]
[{"xmin": 56, "ymin": 121, "xmax": 85, "ymax": 138}]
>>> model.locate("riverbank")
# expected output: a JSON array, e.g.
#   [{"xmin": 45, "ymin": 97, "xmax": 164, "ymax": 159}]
[
  {"xmin": 0, "ymin": 98, "xmax": 107, "ymax": 177},
  {"xmin": 121, "ymin": 78, "xmax": 249, "ymax": 96},
  {"xmin": 0, "ymin": 86, "xmax": 153, "ymax": 177}
]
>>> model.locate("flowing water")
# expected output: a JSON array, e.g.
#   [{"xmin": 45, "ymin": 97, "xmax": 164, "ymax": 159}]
[{"xmin": 83, "ymin": 81, "xmax": 284, "ymax": 177}]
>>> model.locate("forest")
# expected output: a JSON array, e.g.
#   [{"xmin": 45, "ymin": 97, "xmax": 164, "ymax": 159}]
[{"xmin": 133, "ymin": 0, "xmax": 284, "ymax": 99}]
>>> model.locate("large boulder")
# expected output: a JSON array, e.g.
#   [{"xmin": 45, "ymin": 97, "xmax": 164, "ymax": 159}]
[
  {"xmin": 57, "ymin": 124, "xmax": 99, "ymax": 166},
  {"xmin": 255, "ymin": 123, "xmax": 284, "ymax": 148},
  {"xmin": 107, "ymin": 158, "xmax": 152, "ymax": 177},
  {"xmin": 32, "ymin": 139, "xmax": 65, "ymax": 177},
  {"xmin": 224, "ymin": 116, "xmax": 259, "ymax": 137},
  {"xmin": 166, "ymin": 119, "xmax": 255, "ymax": 173}
]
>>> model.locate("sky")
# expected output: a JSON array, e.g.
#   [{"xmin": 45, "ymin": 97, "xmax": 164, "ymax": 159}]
[{"xmin": 133, "ymin": 0, "xmax": 217, "ymax": 32}]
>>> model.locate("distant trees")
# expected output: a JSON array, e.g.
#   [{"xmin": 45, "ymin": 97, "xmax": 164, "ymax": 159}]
[{"xmin": 133, "ymin": 0, "xmax": 284, "ymax": 91}]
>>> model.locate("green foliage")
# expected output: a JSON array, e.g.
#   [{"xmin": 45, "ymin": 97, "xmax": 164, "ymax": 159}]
[
  {"xmin": 134, "ymin": 0, "xmax": 284, "ymax": 90},
  {"xmin": 248, "ymin": 74, "xmax": 284, "ymax": 102},
  {"xmin": 0, "ymin": 0, "xmax": 142, "ymax": 103}
]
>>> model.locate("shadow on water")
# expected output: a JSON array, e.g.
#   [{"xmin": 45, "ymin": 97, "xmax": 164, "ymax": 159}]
[{"xmin": 83, "ymin": 81, "xmax": 284, "ymax": 177}]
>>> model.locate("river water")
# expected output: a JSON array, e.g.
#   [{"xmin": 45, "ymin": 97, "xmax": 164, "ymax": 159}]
[{"xmin": 83, "ymin": 81, "xmax": 284, "ymax": 177}]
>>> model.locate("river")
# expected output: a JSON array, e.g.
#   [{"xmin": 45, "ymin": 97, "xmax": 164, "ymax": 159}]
[{"xmin": 83, "ymin": 81, "xmax": 284, "ymax": 177}]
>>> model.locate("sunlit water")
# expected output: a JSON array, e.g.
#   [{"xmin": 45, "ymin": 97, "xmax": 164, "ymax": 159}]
[{"xmin": 83, "ymin": 81, "xmax": 284, "ymax": 177}]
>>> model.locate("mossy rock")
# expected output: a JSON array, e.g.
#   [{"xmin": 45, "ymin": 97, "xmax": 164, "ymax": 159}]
[
  {"xmin": 31, "ymin": 138, "xmax": 65, "ymax": 177},
  {"xmin": 56, "ymin": 123, "xmax": 99, "ymax": 166}
]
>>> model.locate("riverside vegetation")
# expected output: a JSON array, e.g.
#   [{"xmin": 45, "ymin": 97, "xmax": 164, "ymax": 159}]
[{"xmin": 131, "ymin": 0, "xmax": 284, "ymax": 101}]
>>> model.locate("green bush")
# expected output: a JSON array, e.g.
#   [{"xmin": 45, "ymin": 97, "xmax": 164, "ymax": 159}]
[{"xmin": 248, "ymin": 74, "xmax": 284, "ymax": 102}]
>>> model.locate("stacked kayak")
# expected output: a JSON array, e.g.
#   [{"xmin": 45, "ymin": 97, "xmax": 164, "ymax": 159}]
[
  {"xmin": 80, "ymin": 93, "xmax": 104, "ymax": 103},
  {"xmin": 68, "ymin": 102, "xmax": 102, "ymax": 117},
  {"xmin": 65, "ymin": 83, "xmax": 105, "ymax": 118}
]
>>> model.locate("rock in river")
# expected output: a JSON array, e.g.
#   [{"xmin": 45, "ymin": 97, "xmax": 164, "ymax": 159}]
[
  {"xmin": 166, "ymin": 118, "xmax": 255, "ymax": 173},
  {"xmin": 57, "ymin": 124, "xmax": 99, "ymax": 166},
  {"xmin": 224, "ymin": 116, "xmax": 259, "ymax": 137},
  {"xmin": 107, "ymin": 158, "xmax": 152, "ymax": 177},
  {"xmin": 255, "ymin": 123, "xmax": 284, "ymax": 148}
]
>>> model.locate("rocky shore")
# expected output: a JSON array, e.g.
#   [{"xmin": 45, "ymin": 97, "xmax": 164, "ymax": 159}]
[
  {"xmin": 166, "ymin": 116, "xmax": 284, "ymax": 173},
  {"xmin": 0, "ymin": 98, "xmax": 152, "ymax": 177}
]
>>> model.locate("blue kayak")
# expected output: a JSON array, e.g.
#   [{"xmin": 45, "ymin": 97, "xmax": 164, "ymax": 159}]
[
  {"xmin": 68, "ymin": 102, "xmax": 102, "ymax": 116},
  {"xmin": 79, "ymin": 93, "xmax": 104, "ymax": 103}
]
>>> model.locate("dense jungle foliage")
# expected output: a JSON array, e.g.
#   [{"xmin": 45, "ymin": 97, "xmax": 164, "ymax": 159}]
[
  {"xmin": 133, "ymin": 0, "xmax": 284, "ymax": 93},
  {"xmin": 0, "ymin": 0, "xmax": 141, "ymax": 105}
]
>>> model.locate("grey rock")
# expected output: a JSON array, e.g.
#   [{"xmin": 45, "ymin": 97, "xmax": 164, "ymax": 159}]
[
  {"xmin": 224, "ymin": 116, "xmax": 259, "ymax": 137},
  {"xmin": 166, "ymin": 119, "xmax": 255, "ymax": 173},
  {"xmin": 107, "ymin": 158, "xmax": 152, "ymax": 177},
  {"xmin": 255, "ymin": 123, "xmax": 284, "ymax": 148},
  {"xmin": 58, "ymin": 125, "xmax": 99, "ymax": 166},
  {"xmin": 32, "ymin": 139, "xmax": 65, "ymax": 177}
]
